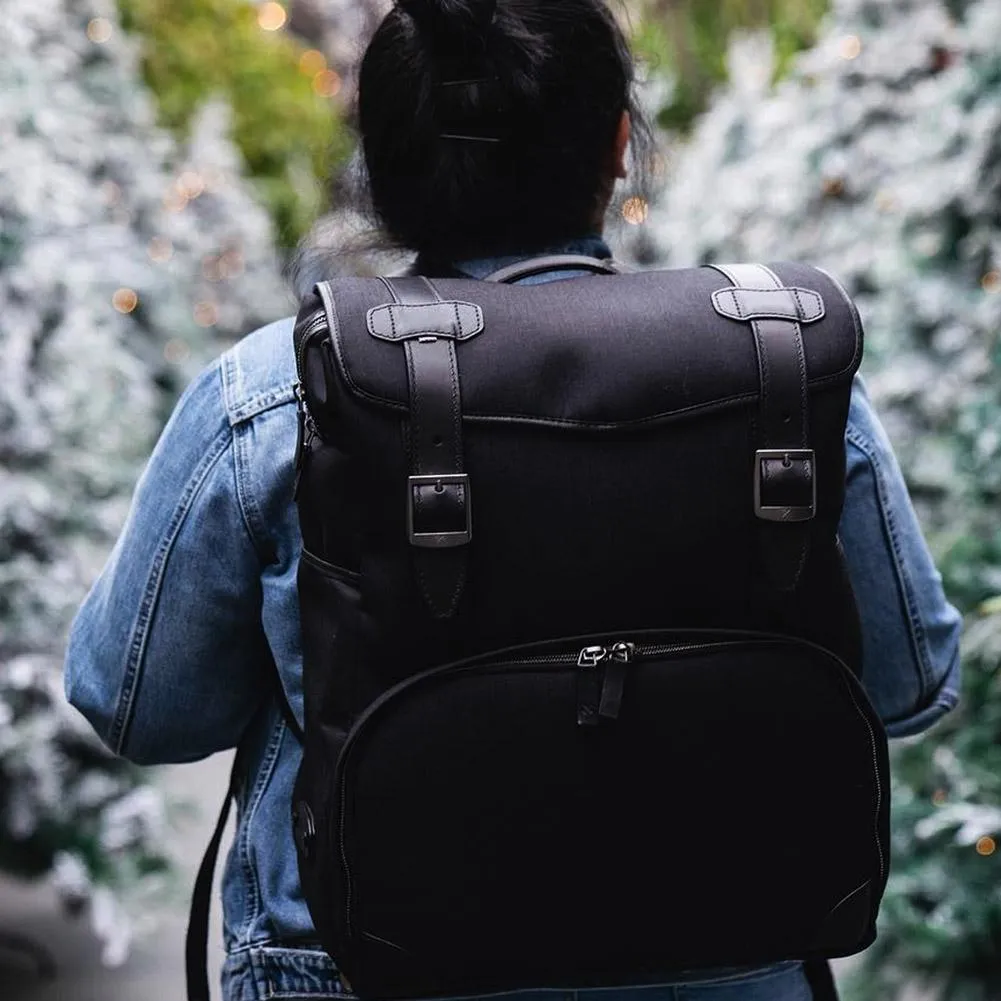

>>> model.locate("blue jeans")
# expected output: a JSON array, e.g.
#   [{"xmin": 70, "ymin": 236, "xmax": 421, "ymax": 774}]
[{"xmin": 273, "ymin": 963, "xmax": 812, "ymax": 1001}]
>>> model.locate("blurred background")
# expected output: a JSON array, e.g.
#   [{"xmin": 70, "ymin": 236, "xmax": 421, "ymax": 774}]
[{"xmin": 0, "ymin": 0, "xmax": 999, "ymax": 998}]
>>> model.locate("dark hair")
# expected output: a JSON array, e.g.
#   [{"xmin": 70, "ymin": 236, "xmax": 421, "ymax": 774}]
[{"xmin": 354, "ymin": 0, "xmax": 647, "ymax": 261}]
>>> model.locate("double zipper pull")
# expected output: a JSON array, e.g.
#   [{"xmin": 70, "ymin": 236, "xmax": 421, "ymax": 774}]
[{"xmin": 576, "ymin": 642, "xmax": 635, "ymax": 725}]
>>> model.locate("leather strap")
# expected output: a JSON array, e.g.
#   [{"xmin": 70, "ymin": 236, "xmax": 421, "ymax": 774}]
[
  {"xmin": 805, "ymin": 957, "xmax": 841, "ymax": 1001},
  {"xmin": 185, "ymin": 769, "xmax": 236, "ymax": 1001},
  {"xmin": 711, "ymin": 263, "xmax": 814, "ymax": 591},
  {"xmin": 484, "ymin": 254, "xmax": 624, "ymax": 284},
  {"xmin": 380, "ymin": 276, "xmax": 470, "ymax": 618}
]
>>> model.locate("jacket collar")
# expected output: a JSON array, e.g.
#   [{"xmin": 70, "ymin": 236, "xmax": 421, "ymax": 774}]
[{"xmin": 413, "ymin": 234, "xmax": 613, "ymax": 281}]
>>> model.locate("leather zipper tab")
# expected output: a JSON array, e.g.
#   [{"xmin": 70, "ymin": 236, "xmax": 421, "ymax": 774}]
[
  {"xmin": 576, "ymin": 646, "xmax": 605, "ymax": 726},
  {"xmin": 598, "ymin": 642, "xmax": 635, "ymax": 720}
]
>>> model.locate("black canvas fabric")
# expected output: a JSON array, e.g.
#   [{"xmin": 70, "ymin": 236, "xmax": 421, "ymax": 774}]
[{"xmin": 289, "ymin": 261, "xmax": 890, "ymax": 1000}]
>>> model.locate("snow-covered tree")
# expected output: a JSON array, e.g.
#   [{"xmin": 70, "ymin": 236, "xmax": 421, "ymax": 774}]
[{"xmin": 0, "ymin": 0, "xmax": 290, "ymax": 962}]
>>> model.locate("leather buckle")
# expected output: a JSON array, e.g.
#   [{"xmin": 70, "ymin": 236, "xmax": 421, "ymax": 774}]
[
  {"xmin": 754, "ymin": 449, "xmax": 816, "ymax": 523},
  {"xmin": 407, "ymin": 474, "xmax": 472, "ymax": 548}
]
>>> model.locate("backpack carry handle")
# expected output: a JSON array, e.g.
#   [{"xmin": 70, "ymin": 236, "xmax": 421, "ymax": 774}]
[{"xmin": 484, "ymin": 254, "xmax": 625, "ymax": 284}]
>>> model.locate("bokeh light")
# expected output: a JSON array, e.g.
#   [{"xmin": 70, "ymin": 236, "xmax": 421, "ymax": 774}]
[
  {"xmin": 621, "ymin": 196, "xmax": 649, "ymax": 226},
  {"xmin": 86, "ymin": 18, "xmax": 112, "ymax": 44},
  {"xmin": 112, "ymin": 288, "xmax": 138, "ymax": 314},
  {"xmin": 312, "ymin": 70, "xmax": 342, "ymax": 98},
  {"xmin": 299, "ymin": 49, "xmax": 326, "ymax": 77},
  {"xmin": 257, "ymin": 2, "xmax": 287, "ymax": 32},
  {"xmin": 193, "ymin": 301, "xmax": 219, "ymax": 327},
  {"xmin": 839, "ymin": 35, "xmax": 862, "ymax": 60}
]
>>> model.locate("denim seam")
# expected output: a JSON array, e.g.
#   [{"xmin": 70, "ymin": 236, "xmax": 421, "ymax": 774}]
[
  {"xmin": 845, "ymin": 426, "xmax": 933, "ymax": 701},
  {"xmin": 221, "ymin": 342, "xmax": 297, "ymax": 427},
  {"xmin": 230, "ymin": 388, "xmax": 298, "ymax": 427},
  {"xmin": 108, "ymin": 425, "xmax": 232, "ymax": 754},
  {"xmin": 234, "ymin": 715, "xmax": 288, "ymax": 947}
]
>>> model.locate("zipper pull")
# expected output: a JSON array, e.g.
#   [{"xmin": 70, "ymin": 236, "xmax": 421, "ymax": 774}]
[
  {"xmin": 576, "ymin": 646, "xmax": 607, "ymax": 726},
  {"xmin": 598, "ymin": 642, "xmax": 635, "ymax": 721},
  {"xmin": 577, "ymin": 645, "xmax": 608, "ymax": 668},
  {"xmin": 292, "ymin": 383, "xmax": 317, "ymax": 502}
]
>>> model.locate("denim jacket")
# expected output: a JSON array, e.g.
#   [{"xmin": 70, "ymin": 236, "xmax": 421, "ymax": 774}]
[{"xmin": 65, "ymin": 239, "xmax": 962, "ymax": 1001}]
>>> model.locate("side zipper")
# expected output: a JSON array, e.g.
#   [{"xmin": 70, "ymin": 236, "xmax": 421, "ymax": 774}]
[
  {"xmin": 293, "ymin": 382, "xmax": 318, "ymax": 502},
  {"xmin": 292, "ymin": 309, "xmax": 327, "ymax": 502}
]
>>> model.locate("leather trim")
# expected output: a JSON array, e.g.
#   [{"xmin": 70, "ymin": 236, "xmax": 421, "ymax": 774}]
[
  {"xmin": 712, "ymin": 262, "xmax": 813, "ymax": 591},
  {"xmin": 367, "ymin": 301, "xmax": 484, "ymax": 342},
  {"xmin": 381, "ymin": 276, "xmax": 470, "ymax": 618},
  {"xmin": 711, "ymin": 286, "xmax": 825, "ymax": 324}
]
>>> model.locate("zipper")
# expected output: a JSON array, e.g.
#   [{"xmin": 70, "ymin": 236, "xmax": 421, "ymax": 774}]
[
  {"xmin": 295, "ymin": 309, "xmax": 328, "ymax": 383},
  {"xmin": 292, "ymin": 309, "xmax": 327, "ymax": 501},
  {"xmin": 292, "ymin": 382, "xmax": 319, "ymax": 501},
  {"xmin": 333, "ymin": 634, "xmax": 802, "ymax": 934}
]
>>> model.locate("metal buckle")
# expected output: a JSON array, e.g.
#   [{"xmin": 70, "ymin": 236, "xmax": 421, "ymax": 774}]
[
  {"xmin": 754, "ymin": 449, "xmax": 816, "ymax": 523},
  {"xmin": 407, "ymin": 474, "xmax": 472, "ymax": 548}
]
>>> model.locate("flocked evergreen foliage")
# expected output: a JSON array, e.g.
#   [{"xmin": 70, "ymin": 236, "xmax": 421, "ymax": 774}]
[
  {"xmin": 626, "ymin": 0, "xmax": 1001, "ymax": 996},
  {"xmin": 630, "ymin": 0, "xmax": 829, "ymax": 129},
  {"xmin": 118, "ymin": 0, "xmax": 351, "ymax": 247},
  {"xmin": 0, "ymin": 0, "xmax": 290, "ymax": 962}
]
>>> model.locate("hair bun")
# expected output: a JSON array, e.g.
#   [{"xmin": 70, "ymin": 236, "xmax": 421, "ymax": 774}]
[{"xmin": 397, "ymin": 0, "xmax": 498, "ymax": 40}]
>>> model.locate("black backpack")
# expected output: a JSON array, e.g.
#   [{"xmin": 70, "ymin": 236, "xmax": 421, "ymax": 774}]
[{"xmin": 187, "ymin": 257, "xmax": 889, "ymax": 1001}]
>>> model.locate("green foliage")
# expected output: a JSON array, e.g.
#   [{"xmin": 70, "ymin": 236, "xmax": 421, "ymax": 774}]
[
  {"xmin": 118, "ymin": 0, "xmax": 350, "ymax": 246},
  {"xmin": 845, "ymin": 609, "xmax": 1001, "ymax": 1001},
  {"xmin": 631, "ymin": 0, "xmax": 829, "ymax": 130}
]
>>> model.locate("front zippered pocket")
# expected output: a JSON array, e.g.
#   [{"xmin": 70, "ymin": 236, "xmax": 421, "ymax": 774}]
[{"xmin": 323, "ymin": 627, "xmax": 888, "ymax": 969}]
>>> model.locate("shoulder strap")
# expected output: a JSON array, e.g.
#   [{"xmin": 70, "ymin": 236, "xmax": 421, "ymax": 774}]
[
  {"xmin": 484, "ymin": 254, "xmax": 625, "ymax": 284},
  {"xmin": 185, "ymin": 771, "xmax": 236, "ymax": 1001},
  {"xmin": 805, "ymin": 958, "xmax": 841, "ymax": 1001}
]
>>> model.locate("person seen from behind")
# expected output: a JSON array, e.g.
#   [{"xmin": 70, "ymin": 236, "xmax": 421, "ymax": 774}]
[{"xmin": 64, "ymin": 1, "xmax": 962, "ymax": 999}]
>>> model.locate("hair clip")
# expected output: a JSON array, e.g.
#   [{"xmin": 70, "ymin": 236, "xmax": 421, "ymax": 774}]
[
  {"xmin": 438, "ymin": 133, "xmax": 502, "ymax": 143},
  {"xmin": 437, "ymin": 76, "xmax": 499, "ymax": 91}
]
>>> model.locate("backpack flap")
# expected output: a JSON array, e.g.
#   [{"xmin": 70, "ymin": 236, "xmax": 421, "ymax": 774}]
[{"xmin": 293, "ymin": 262, "xmax": 863, "ymax": 680}]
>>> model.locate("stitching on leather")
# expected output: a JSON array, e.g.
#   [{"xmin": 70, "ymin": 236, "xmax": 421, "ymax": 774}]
[
  {"xmin": 447, "ymin": 341, "xmax": 462, "ymax": 468},
  {"xmin": 405, "ymin": 343, "xmax": 422, "ymax": 474},
  {"xmin": 419, "ymin": 275, "xmax": 443, "ymax": 303},
  {"xmin": 715, "ymin": 284, "xmax": 826, "ymax": 324},
  {"xmin": 368, "ymin": 301, "xmax": 485, "ymax": 340},
  {"xmin": 444, "ymin": 556, "xmax": 468, "ymax": 616},
  {"xmin": 763, "ymin": 263, "xmax": 811, "ymax": 589}
]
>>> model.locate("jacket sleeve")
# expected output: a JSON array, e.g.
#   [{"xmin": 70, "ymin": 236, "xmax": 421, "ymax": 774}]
[
  {"xmin": 839, "ymin": 376, "xmax": 963, "ymax": 738},
  {"xmin": 64, "ymin": 359, "xmax": 272, "ymax": 765}
]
